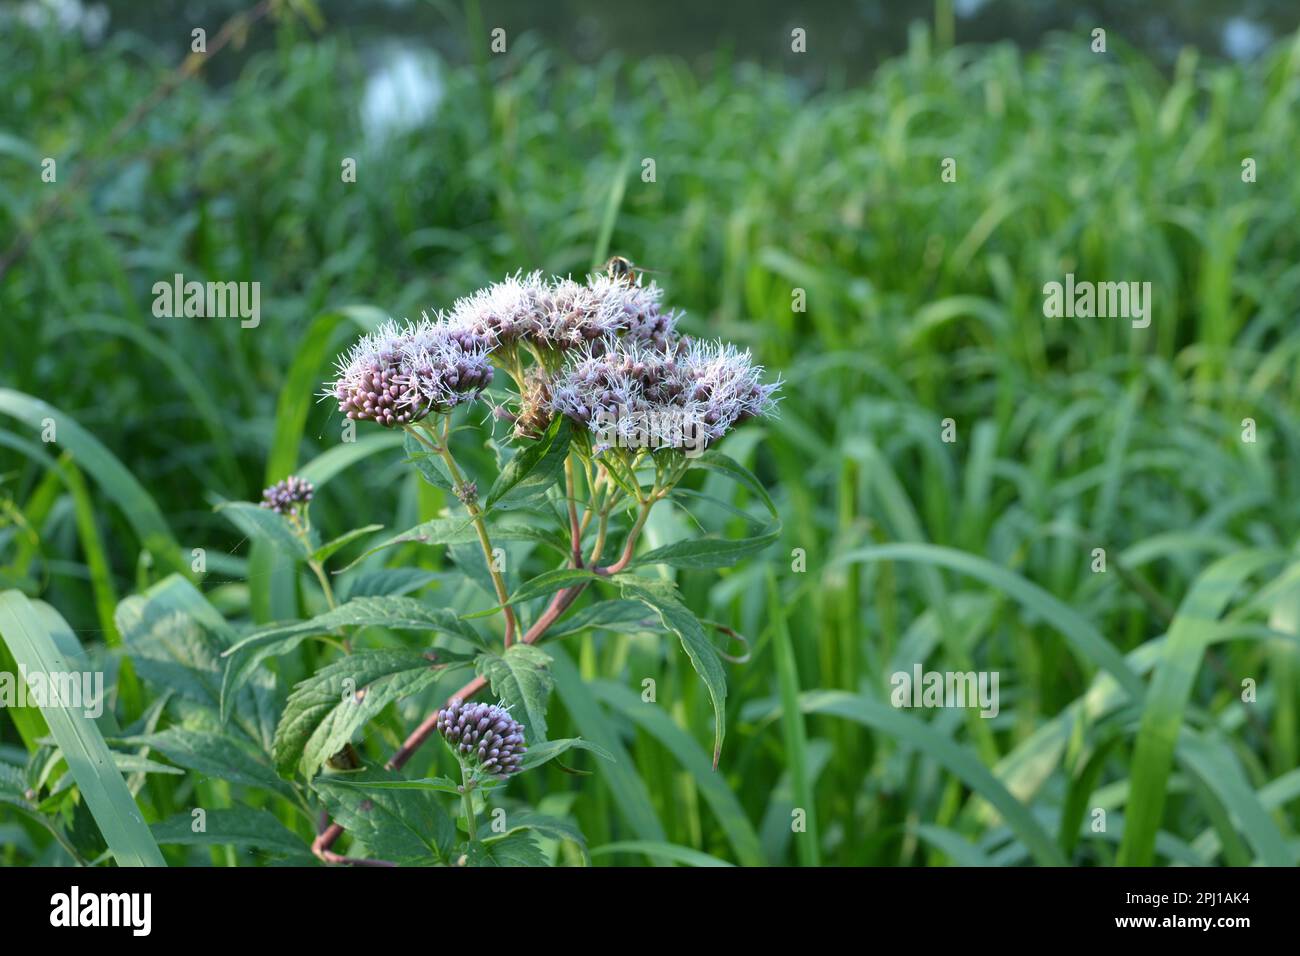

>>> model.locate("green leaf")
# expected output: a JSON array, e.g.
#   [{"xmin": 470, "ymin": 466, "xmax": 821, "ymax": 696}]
[
  {"xmin": 590, "ymin": 840, "xmax": 734, "ymax": 867},
  {"xmin": 475, "ymin": 644, "xmax": 555, "ymax": 743},
  {"xmin": 151, "ymin": 807, "xmax": 309, "ymax": 859},
  {"xmin": 404, "ymin": 431, "xmax": 455, "ymax": 492},
  {"xmin": 476, "ymin": 828, "xmax": 548, "ymax": 866},
  {"xmin": 0, "ymin": 591, "xmax": 165, "ymax": 867},
  {"xmin": 549, "ymin": 648, "xmax": 667, "ymax": 847},
  {"xmin": 216, "ymin": 502, "xmax": 309, "ymax": 560},
  {"xmin": 338, "ymin": 568, "xmax": 438, "ymax": 601},
  {"xmin": 116, "ymin": 574, "xmax": 277, "ymax": 751},
  {"xmin": 834, "ymin": 543, "xmax": 1145, "ymax": 700},
  {"xmin": 544, "ymin": 599, "xmax": 657, "ymax": 638},
  {"xmin": 801, "ymin": 690, "xmax": 1066, "ymax": 866},
  {"xmin": 273, "ymin": 650, "xmax": 455, "ymax": 779},
  {"xmin": 484, "ymin": 812, "xmax": 589, "ymax": 864},
  {"xmin": 221, "ymin": 595, "xmax": 482, "ymax": 719},
  {"xmin": 502, "ymin": 568, "xmax": 601, "ymax": 608},
  {"xmin": 694, "ymin": 449, "xmax": 778, "ymax": 517},
  {"xmin": 340, "ymin": 516, "xmax": 565, "ymax": 571},
  {"xmin": 616, "ymin": 575, "xmax": 728, "ymax": 768},
  {"xmin": 1119, "ymin": 550, "xmax": 1279, "ymax": 866},
  {"xmin": 518, "ymin": 736, "xmax": 614, "ymax": 771},
  {"xmin": 313, "ymin": 525, "xmax": 383, "ymax": 564},
  {"xmin": 117, "ymin": 727, "xmax": 294, "ymax": 799},
  {"xmin": 0, "ymin": 390, "xmax": 183, "ymax": 574},
  {"xmin": 484, "ymin": 416, "xmax": 570, "ymax": 511},
  {"xmin": 321, "ymin": 774, "xmax": 464, "ymax": 795},
  {"xmin": 630, "ymin": 524, "xmax": 779, "ymax": 569},
  {"xmin": 314, "ymin": 769, "xmax": 454, "ymax": 863},
  {"xmin": 590, "ymin": 681, "xmax": 763, "ymax": 865}
]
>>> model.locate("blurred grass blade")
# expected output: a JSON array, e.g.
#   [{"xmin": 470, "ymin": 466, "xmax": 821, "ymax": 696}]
[
  {"xmin": 590, "ymin": 840, "xmax": 733, "ymax": 867},
  {"xmin": 0, "ymin": 591, "xmax": 165, "ymax": 866},
  {"xmin": 590, "ymin": 680, "xmax": 764, "ymax": 866},
  {"xmin": 0, "ymin": 389, "xmax": 183, "ymax": 574},
  {"xmin": 1118, "ymin": 550, "xmax": 1278, "ymax": 866},
  {"xmin": 767, "ymin": 568, "xmax": 819, "ymax": 866},
  {"xmin": 801, "ymin": 690, "xmax": 1066, "ymax": 866}
]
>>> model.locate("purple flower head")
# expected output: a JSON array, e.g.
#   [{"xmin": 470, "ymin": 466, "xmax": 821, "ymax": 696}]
[
  {"xmin": 584, "ymin": 274, "xmax": 679, "ymax": 350},
  {"xmin": 260, "ymin": 475, "xmax": 314, "ymax": 516},
  {"xmin": 327, "ymin": 318, "xmax": 494, "ymax": 427},
  {"xmin": 435, "ymin": 698, "xmax": 527, "ymax": 777},
  {"xmin": 447, "ymin": 271, "xmax": 678, "ymax": 353},
  {"xmin": 549, "ymin": 337, "xmax": 780, "ymax": 453}
]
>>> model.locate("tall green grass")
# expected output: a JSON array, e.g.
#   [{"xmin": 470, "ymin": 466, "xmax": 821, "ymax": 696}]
[{"xmin": 2, "ymin": 14, "xmax": 1299, "ymax": 864}]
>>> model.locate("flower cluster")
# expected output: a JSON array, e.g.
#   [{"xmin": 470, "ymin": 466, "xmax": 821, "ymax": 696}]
[
  {"xmin": 324, "ymin": 264, "xmax": 777, "ymax": 448},
  {"xmin": 447, "ymin": 271, "xmax": 677, "ymax": 352},
  {"xmin": 435, "ymin": 698, "xmax": 527, "ymax": 776},
  {"xmin": 329, "ymin": 318, "xmax": 494, "ymax": 427},
  {"xmin": 260, "ymin": 475, "xmax": 314, "ymax": 516},
  {"xmin": 549, "ymin": 338, "xmax": 780, "ymax": 453}
]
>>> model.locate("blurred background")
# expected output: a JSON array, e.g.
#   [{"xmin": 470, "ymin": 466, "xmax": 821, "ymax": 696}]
[{"xmin": 2, "ymin": 0, "xmax": 1300, "ymax": 865}]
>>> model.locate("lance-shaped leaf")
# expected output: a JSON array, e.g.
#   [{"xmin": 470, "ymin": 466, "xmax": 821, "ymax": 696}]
[
  {"xmin": 616, "ymin": 576, "xmax": 728, "ymax": 768},
  {"xmin": 0, "ymin": 591, "xmax": 165, "ymax": 867},
  {"xmin": 475, "ymin": 644, "xmax": 555, "ymax": 742},
  {"xmin": 339, "ymin": 516, "xmax": 565, "ymax": 571},
  {"xmin": 216, "ymin": 501, "xmax": 310, "ymax": 560},
  {"xmin": 630, "ymin": 522, "xmax": 780, "ymax": 569},
  {"xmin": 312, "ymin": 524, "xmax": 383, "ymax": 564},
  {"xmin": 273, "ymin": 649, "xmax": 460, "ymax": 780},
  {"xmin": 151, "ymin": 807, "xmax": 309, "ymax": 859},
  {"xmin": 484, "ymin": 416, "xmax": 570, "ymax": 511},
  {"xmin": 220, "ymin": 595, "xmax": 482, "ymax": 719}
]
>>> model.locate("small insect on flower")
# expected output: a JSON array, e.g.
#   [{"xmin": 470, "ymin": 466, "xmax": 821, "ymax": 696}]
[
  {"xmin": 435, "ymin": 698, "xmax": 527, "ymax": 777},
  {"xmin": 327, "ymin": 318, "xmax": 494, "ymax": 427},
  {"xmin": 260, "ymin": 475, "xmax": 314, "ymax": 516}
]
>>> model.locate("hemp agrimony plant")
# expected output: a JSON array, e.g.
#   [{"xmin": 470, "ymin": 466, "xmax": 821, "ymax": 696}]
[{"xmin": 208, "ymin": 262, "xmax": 781, "ymax": 866}]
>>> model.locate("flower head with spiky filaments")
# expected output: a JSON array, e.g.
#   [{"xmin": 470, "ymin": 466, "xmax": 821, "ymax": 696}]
[
  {"xmin": 447, "ymin": 271, "xmax": 678, "ymax": 352},
  {"xmin": 549, "ymin": 337, "xmax": 780, "ymax": 453},
  {"xmin": 328, "ymin": 318, "xmax": 494, "ymax": 427}
]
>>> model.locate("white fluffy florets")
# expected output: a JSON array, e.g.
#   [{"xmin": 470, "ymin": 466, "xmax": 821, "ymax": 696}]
[
  {"xmin": 549, "ymin": 338, "xmax": 780, "ymax": 453},
  {"xmin": 328, "ymin": 317, "xmax": 494, "ymax": 427},
  {"xmin": 447, "ymin": 271, "xmax": 678, "ymax": 351}
]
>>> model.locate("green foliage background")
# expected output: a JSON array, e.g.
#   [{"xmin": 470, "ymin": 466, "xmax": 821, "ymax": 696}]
[{"xmin": 1, "ymin": 7, "xmax": 1299, "ymax": 865}]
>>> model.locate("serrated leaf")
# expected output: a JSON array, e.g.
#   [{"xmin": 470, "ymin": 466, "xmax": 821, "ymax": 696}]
[
  {"xmin": 216, "ymin": 501, "xmax": 310, "ymax": 559},
  {"xmin": 151, "ymin": 807, "xmax": 309, "ymax": 858},
  {"xmin": 545, "ymin": 599, "xmax": 658, "ymax": 638},
  {"xmin": 220, "ymin": 596, "xmax": 482, "ymax": 720},
  {"xmin": 116, "ymin": 574, "xmax": 278, "ymax": 750},
  {"xmin": 616, "ymin": 576, "xmax": 728, "ymax": 768},
  {"xmin": 631, "ymin": 524, "xmax": 779, "ymax": 569},
  {"xmin": 273, "ymin": 650, "xmax": 455, "ymax": 780},
  {"xmin": 117, "ymin": 727, "xmax": 294, "ymax": 799},
  {"xmin": 321, "ymin": 774, "xmax": 465, "ymax": 795},
  {"xmin": 313, "ymin": 524, "xmax": 383, "ymax": 564},
  {"xmin": 476, "ymin": 828, "xmax": 548, "ymax": 866},
  {"xmin": 339, "ymin": 517, "xmax": 565, "ymax": 572},
  {"xmin": 475, "ymin": 644, "xmax": 554, "ymax": 743},
  {"xmin": 315, "ymin": 770, "xmax": 454, "ymax": 864},
  {"xmin": 485, "ymin": 416, "xmax": 570, "ymax": 511}
]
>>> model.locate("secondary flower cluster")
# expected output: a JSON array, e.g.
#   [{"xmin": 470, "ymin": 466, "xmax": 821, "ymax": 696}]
[
  {"xmin": 260, "ymin": 475, "xmax": 314, "ymax": 516},
  {"xmin": 549, "ymin": 338, "xmax": 780, "ymax": 452},
  {"xmin": 435, "ymin": 698, "xmax": 527, "ymax": 776},
  {"xmin": 330, "ymin": 318, "xmax": 493, "ymax": 426},
  {"xmin": 325, "ymin": 266, "xmax": 779, "ymax": 447}
]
